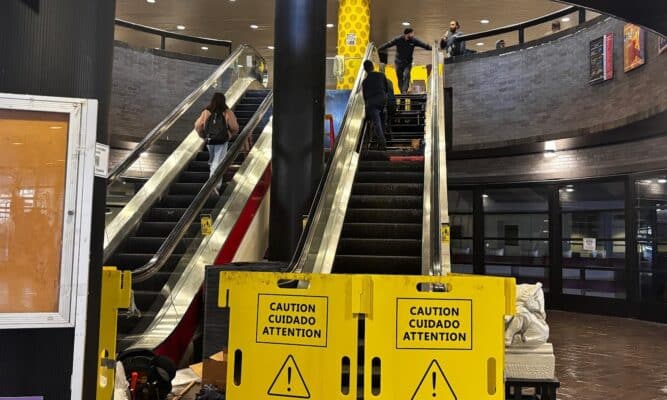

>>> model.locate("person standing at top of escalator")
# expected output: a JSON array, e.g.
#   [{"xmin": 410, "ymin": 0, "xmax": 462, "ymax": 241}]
[
  {"xmin": 362, "ymin": 60, "xmax": 389, "ymax": 151},
  {"xmin": 440, "ymin": 20, "xmax": 466, "ymax": 58},
  {"xmin": 379, "ymin": 28, "xmax": 432, "ymax": 95},
  {"xmin": 195, "ymin": 92, "xmax": 240, "ymax": 192}
]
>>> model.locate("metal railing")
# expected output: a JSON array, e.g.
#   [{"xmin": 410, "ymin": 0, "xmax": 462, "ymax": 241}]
[
  {"xmin": 454, "ymin": 6, "xmax": 586, "ymax": 51},
  {"xmin": 107, "ymin": 44, "xmax": 266, "ymax": 184},
  {"xmin": 292, "ymin": 43, "xmax": 379, "ymax": 274},
  {"xmin": 115, "ymin": 19, "xmax": 232, "ymax": 55},
  {"xmin": 132, "ymin": 92, "xmax": 273, "ymax": 283}
]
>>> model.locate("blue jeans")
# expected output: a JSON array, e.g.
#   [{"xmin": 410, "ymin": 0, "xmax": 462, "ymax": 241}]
[
  {"xmin": 366, "ymin": 105, "xmax": 387, "ymax": 148},
  {"xmin": 396, "ymin": 63, "xmax": 412, "ymax": 94},
  {"xmin": 207, "ymin": 144, "xmax": 228, "ymax": 189}
]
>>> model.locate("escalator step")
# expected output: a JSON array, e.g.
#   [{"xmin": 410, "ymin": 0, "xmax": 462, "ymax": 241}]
[
  {"xmin": 178, "ymin": 171, "xmax": 210, "ymax": 183},
  {"xmin": 135, "ymin": 221, "xmax": 202, "ymax": 237},
  {"xmin": 108, "ymin": 252, "xmax": 183, "ymax": 270},
  {"xmin": 195, "ymin": 151, "xmax": 210, "ymax": 162},
  {"xmin": 352, "ymin": 183, "xmax": 422, "ymax": 196},
  {"xmin": 348, "ymin": 195, "xmax": 422, "ymax": 209},
  {"xmin": 187, "ymin": 160, "xmax": 210, "ymax": 172},
  {"xmin": 234, "ymin": 104, "xmax": 259, "ymax": 112},
  {"xmin": 358, "ymin": 161, "xmax": 423, "ymax": 172},
  {"xmin": 133, "ymin": 290, "xmax": 167, "ymax": 311},
  {"xmin": 123, "ymin": 236, "xmax": 194, "ymax": 253},
  {"xmin": 345, "ymin": 208, "xmax": 422, "ymax": 223},
  {"xmin": 355, "ymin": 171, "xmax": 423, "ymax": 183},
  {"xmin": 337, "ymin": 238, "xmax": 421, "ymax": 256},
  {"xmin": 145, "ymin": 208, "xmax": 213, "ymax": 222},
  {"xmin": 158, "ymin": 194, "xmax": 222, "ymax": 208},
  {"xmin": 169, "ymin": 182, "xmax": 205, "ymax": 195},
  {"xmin": 341, "ymin": 223, "xmax": 421, "ymax": 239},
  {"xmin": 333, "ymin": 255, "xmax": 421, "ymax": 275},
  {"xmin": 132, "ymin": 271, "xmax": 174, "ymax": 292}
]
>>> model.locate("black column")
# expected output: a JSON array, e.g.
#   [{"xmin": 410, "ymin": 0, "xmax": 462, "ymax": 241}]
[
  {"xmin": 0, "ymin": 1, "xmax": 115, "ymax": 399},
  {"xmin": 548, "ymin": 184, "xmax": 563, "ymax": 308},
  {"xmin": 270, "ymin": 0, "xmax": 327, "ymax": 261},
  {"xmin": 473, "ymin": 187, "xmax": 485, "ymax": 275}
]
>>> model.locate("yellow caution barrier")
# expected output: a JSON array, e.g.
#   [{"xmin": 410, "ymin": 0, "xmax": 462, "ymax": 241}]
[
  {"xmin": 219, "ymin": 272, "xmax": 514, "ymax": 400},
  {"xmin": 97, "ymin": 267, "xmax": 132, "ymax": 400}
]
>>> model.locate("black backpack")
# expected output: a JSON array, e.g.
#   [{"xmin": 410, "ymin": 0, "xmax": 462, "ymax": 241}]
[
  {"xmin": 204, "ymin": 111, "xmax": 229, "ymax": 145},
  {"xmin": 118, "ymin": 349, "xmax": 177, "ymax": 400}
]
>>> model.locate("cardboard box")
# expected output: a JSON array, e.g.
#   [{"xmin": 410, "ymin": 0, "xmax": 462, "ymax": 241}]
[{"xmin": 191, "ymin": 351, "xmax": 227, "ymax": 390}]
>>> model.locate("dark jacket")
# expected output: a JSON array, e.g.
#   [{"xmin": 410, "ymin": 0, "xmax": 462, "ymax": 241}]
[
  {"xmin": 440, "ymin": 30, "xmax": 466, "ymax": 57},
  {"xmin": 362, "ymin": 71, "xmax": 389, "ymax": 108},
  {"xmin": 379, "ymin": 35, "xmax": 432, "ymax": 65}
]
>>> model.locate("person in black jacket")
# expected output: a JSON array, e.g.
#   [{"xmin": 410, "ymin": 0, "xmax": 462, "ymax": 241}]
[
  {"xmin": 379, "ymin": 28, "xmax": 432, "ymax": 94},
  {"xmin": 362, "ymin": 60, "xmax": 388, "ymax": 151}
]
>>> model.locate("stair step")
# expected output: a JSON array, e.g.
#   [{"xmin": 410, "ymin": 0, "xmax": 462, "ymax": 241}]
[
  {"xmin": 178, "ymin": 171, "xmax": 210, "ymax": 183},
  {"xmin": 145, "ymin": 208, "xmax": 214, "ymax": 222},
  {"xmin": 109, "ymin": 253, "xmax": 182, "ymax": 272},
  {"xmin": 344, "ymin": 208, "xmax": 422, "ymax": 223},
  {"xmin": 337, "ymin": 238, "xmax": 421, "ymax": 256},
  {"xmin": 135, "ymin": 221, "xmax": 202, "ymax": 237},
  {"xmin": 158, "ymin": 194, "xmax": 221, "ymax": 208},
  {"xmin": 358, "ymin": 161, "xmax": 424, "ymax": 172},
  {"xmin": 122, "ymin": 236, "xmax": 194, "ymax": 253},
  {"xmin": 352, "ymin": 183, "xmax": 423, "ymax": 196},
  {"xmin": 169, "ymin": 182, "xmax": 205, "ymax": 195},
  {"xmin": 341, "ymin": 223, "xmax": 421, "ymax": 239},
  {"xmin": 356, "ymin": 171, "xmax": 424, "ymax": 184},
  {"xmin": 348, "ymin": 195, "xmax": 422, "ymax": 209},
  {"xmin": 187, "ymin": 160, "xmax": 210, "ymax": 172},
  {"xmin": 133, "ymin": 290, "xmax": 167, "ymax": 311},
  {"xmin": 333, "ymin": 255, "xmax": 422, "ymax": 275}
]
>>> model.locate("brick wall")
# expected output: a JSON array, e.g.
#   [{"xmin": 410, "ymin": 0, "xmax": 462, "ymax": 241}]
[
  {"xmin": 109, "ymin": 42, "xmax": 219, "ymax": 150},
  {"xmin": 446, "ymin": 17, "xmax": 667, "ymax": 150}
]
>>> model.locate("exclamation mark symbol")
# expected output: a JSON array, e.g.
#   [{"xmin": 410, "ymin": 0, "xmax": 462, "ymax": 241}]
[
  {"xmin": 432, "ymin": 371, "xmax": 436, "ymax": 397},
  {"xmin": 287, "ymin": 367, "xmax": 292, "ymax": 392}
]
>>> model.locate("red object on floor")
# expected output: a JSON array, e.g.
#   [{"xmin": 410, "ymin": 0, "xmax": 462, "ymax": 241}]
[
  {"xmin": 389, "ymin": 155, "xmax": 425, "ymax": 162},
  {"xmin": 154, "ymin": 165, "xmax": 272, "ymax": 364}
]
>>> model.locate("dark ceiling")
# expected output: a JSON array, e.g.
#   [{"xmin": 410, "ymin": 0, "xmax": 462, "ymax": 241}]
[{"xmin": 558, "ymin": 0, "xmax": 667, "ymax": 36}]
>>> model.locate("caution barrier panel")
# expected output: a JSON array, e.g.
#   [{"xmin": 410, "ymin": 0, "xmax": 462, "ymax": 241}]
[
  {"xmin": 219, "ymin": 272, "xmax": 363, "ymax": 400},
  {"xmin": 364, "ymin": 275, "xmax": 515, "ymax": 400},
  {"xmin": 219, "ymin": 272, "xmax": 514, "ymax": 400}
]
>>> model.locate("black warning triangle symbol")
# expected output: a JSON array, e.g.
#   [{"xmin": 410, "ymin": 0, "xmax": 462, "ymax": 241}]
[
  {"xmin": 267, "ymin": 355, "xmax": 311, "ymax": 398},
  {"xmin": 411, "ymin": 359, "xmax": 457, "ymax": 400}
]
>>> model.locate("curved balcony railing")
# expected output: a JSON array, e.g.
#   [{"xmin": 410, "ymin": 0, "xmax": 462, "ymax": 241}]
[
  {"xmin": 452, "ymin": 6, "xmax": 588, "ymax": 54},
  {"xmin": 114, "ymin": 19, "xmax": 232, "ymax": 56}
]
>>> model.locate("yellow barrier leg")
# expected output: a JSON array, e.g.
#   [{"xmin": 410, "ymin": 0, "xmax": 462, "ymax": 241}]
[
  {"xmin": 336, "ymin": 0, "xmax": 370, "ymax": 89},
  {"xmin": 97, "ymin": 267, "xmax": 132, "ymax": 400}
]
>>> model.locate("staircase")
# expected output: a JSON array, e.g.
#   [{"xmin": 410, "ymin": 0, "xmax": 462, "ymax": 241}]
[
  {"xmin": 332, "ymin": 94, "xmax": 426, "ymax": 275},
  {"xmin": 108, "ymin": 89, "xmax": 271, "ymax": 345}
]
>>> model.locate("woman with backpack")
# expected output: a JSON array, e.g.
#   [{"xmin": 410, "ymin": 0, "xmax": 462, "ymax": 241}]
[{"xmin": 195, "ymin": 92, "xmax": 240, "ymax": 183}]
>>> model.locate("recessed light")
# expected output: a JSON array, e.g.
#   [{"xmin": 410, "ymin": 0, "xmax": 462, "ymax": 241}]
[
  {"xmin": 566, "ymin": 184, "xmax": 574, "ymax": 188},
  {"xmin": 146, "ymin": 0, "xmax": 155, "ymax": 3},
  {"xmin": 402, "ymin": 22, "xmax": 411, "ymax": 26},
  {"xmin": 176, "ymin": 25, "xmax": 186, "ymax": 30},
  {"xmin": 561, "ymin": 17, "xmax": 571, "ymax": 22},
  {"xmin": 250, "ymin": 24, "xmax": 259, "ymax": 29},
  {"xmin": 140, "ymin": 152, "xmax": 148, "ymax": 158},
  {"xmin": 566, "ymin": 188, "xmax": 575, "ymax": 193},
  {"xmin": 201, "ymin": 46, "xmax": 209, "ymax": 50},
  {"xmin": 476, "ymin": 42, "xmax": 485, "ymax": 46},
  {"xmin": 326, "ymin": 23, "xmax": 335, "ymax": 28},
  {"xmin": 268, "ymin": 46, "xmax": 275, "ymax": 50},
  {"xmin": 49, "ymin": 126, "xmax": 63, "ymax": 130},
  {"xmin": 12, "ymin": 142, "xmax": 23, "ymax": 145},
  {"xmin": 482, "ymin": 194, "xmax": 489, "ymax": 198},
  {"xmin": 659, "ymin": 179, "xmax": 667, "ymax": 184},
  {"xmin": 480, "ymin": 19, "xmax": 490, "ymax": 24}
]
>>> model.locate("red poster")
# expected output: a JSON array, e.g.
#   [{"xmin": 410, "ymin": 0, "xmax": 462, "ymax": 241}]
[{"xmin": 604, "ymin": 33, "xmax": 614, "ymax": 80}]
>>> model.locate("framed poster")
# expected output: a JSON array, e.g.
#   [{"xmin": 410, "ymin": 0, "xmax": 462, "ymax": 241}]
[
  {"xmin": 624, "ymin": 23, "xmax": 646, "ymax": 72},
  {"xmin": 590, "ymin": 33, "xmax": 614, "ymax": 84},
  {"xmin": 659, "ymin": 36, "xmax": 667, "ymax": 55}
]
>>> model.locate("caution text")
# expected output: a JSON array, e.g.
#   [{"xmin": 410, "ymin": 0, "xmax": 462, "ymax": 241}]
[
  {"xmin": 396, "ymin": 299, "xmax": 472, "ymax": 350},
  {"xmin": 257, "ymin": 294, "xmax": 328, "ymax": 347}
]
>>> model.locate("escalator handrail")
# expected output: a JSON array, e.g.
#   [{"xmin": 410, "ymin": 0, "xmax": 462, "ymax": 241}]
[
  {"xmin": 107, "ymin": 44, "xmax": 266, "ymax": 184},
  {"xmin": 289, "ymin": 44, "xmax": 376, "ymax": 268},
  {"xmin": 132, "ymin": 92, "xmax": 273, "ymax": 283}
]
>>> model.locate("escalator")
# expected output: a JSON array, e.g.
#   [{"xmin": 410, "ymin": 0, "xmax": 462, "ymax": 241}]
[
  {"xmin": 333, "ymin": 95, "xmax": 427, "ymax": 275},
  {"xmin": 107, "ymin": 89, "xmax": 271, "ymax": 341},
  {"xmin": 103, "ymin": 45, "xmax": 275, "ymax": 361}
]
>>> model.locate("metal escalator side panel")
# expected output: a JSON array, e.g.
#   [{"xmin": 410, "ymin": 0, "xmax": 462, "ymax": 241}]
[
  {"xmin": 122, "ymin": 117, "xmax": 273, "ymax": 354},
  {"xmin": 294, "ymin": 44, "xmax": 379, "ymax": 274},
  {"xmin": 103, "ymin": 78, "xmax": 260, "ymax": 261}
]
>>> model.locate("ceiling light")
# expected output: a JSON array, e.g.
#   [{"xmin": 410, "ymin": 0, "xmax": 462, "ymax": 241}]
[
  {"xmin": 566, "ymin": 184, "xmax": 574, "ymax": 188},
  {"xmin": 327, "ymin": 23, "xmax": 335, "ymax": 28},
  {"xmin": 480, "ymin": 19, "xmax": 490, "ymax": 24},
  {"xmin": 201, "ymin": 46, "xmax": 209, "ymax": 51},
  {"xmin": 176, "ymin": 25, "xmax": 186, "ymax": 30},
  {"xmin": 561, "ymin": 17, "xmax": 571, "ymax": 22},
  {"xmin": 12, "ymin": 142, "xmax": 23, "ymax": 145},
  {"xmin": 482, "ymin": 194, "xmax": 489, "ymax": 198},
  {"xmin": 566, "ymin": 188, "xmax": 575, "ymax": 193},
  {"xmin": 140, "ymin": 152, "xmax": 148, "ymax": 158},
  {"xmin": 402, "ymin": 22, "xmax": 411, "ymax": 26},
  {"xmin": 250, "ymin": 24, "xmax": 259, "ymax": 29},
  {"xmin": 268, "ymin": 46, "xmax": 275, "ymax": 50},
  {"xmin": 49, "ymin": 126, "xmax": 63, "ymax": 130},
  {"xmin": 476, "ymin": 42, "xmax": 485, "ymax": 46},
  {"xmin": 659, "ymin": 179, "xmax": 667, "ymax": 184},
  {"xmin": 146, "ymin": 0, "xmax": 155, "ymax": 3}
]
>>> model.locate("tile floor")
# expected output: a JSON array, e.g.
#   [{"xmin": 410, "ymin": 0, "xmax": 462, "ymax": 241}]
[{"xmin": 550, "ymin": 311, "xmax": 667, "ymax": 400}]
